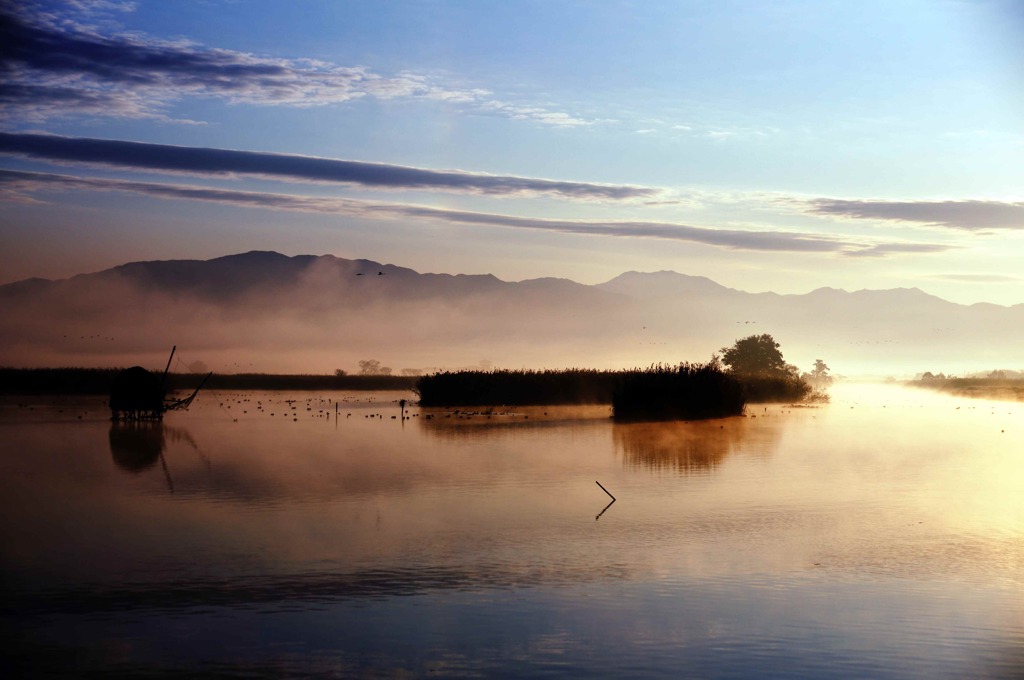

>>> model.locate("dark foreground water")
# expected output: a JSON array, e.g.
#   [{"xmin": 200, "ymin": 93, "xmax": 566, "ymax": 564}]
[{"xmin": 1, "ymin": 384, "xmax": 1023, "ymax": 678}]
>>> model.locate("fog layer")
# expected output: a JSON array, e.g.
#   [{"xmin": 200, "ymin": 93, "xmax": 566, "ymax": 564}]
[{"xmin": 2, "ymin": 251, "xmax": 1022, "ymax": 377}]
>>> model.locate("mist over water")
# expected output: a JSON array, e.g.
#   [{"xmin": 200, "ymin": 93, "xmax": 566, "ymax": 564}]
[
  {"xmin": 4, "ymin": 252, "xmax": 1024, "ymax": 376},
  {"xmin": 2, "ymin": 383, "xmax": 1023, "ymax": 677}
]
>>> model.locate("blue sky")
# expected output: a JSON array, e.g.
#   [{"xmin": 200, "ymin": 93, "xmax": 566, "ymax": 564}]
[{"xmin": 2, "ymin": 0, "xmax": 1024, "ymax": 304}]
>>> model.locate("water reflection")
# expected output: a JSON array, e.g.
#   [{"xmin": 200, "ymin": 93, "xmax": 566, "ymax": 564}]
[
  {"xmin": 419, "ymin": 404, "xmax": 611, "ymax": 441},
  {"xmin": 108, "ymin": 421, "xmax": 165, "ymax": 473},
  {"xmin": 10, "ymin": 562, "xmax": 637, "ymax": 618},
  {"xmin": 613, "ymin": 415, "xmax": 780, "ymax": 474},
  {"xmin": 108, "ymin": 421, "xmax": 203, "ymax": 492},
  {"xmin": 4, "ymin": 386, "xmax": 1024, "ymax": 678}
]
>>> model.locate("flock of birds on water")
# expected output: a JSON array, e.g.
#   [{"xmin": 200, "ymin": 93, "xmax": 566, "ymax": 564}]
[
  {"xmin": 206, "ymin": 393, "xmax": 529, "ymax": 424},
  {"xmin": 3, "ymin": 388, "xmax": 1018, "ymax": 438},
  {"xmin": 209, "ymin": 394, "xmax": 416, "ymax": 423}
]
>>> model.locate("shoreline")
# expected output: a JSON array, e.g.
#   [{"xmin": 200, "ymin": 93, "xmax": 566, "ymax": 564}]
[{"xmin": 907, "ymin": 378, "xmax": 1024, "ymax": 402}]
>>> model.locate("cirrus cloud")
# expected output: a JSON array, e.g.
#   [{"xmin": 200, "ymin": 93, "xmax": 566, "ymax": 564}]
[
  {"xmin": 930, "ymin": 273, "xmax": 1022, "ymax": 283},
  {"xmin": 0, "ymin": 168, "xmax": 952, "ymax": 257},
  {"xmin": 806, "ymin": 198, "xmax": 1024, "ymax": 231},
  {"xmin": 0, "ymin": 132, "xmax": 654, "ymax": 200}
]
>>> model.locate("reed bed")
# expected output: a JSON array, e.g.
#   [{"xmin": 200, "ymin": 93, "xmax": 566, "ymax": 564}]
[
  {"xmin": 611, "ymin": 362, "xmax": 745, "ymax": 421},
  {"xmin": 416, "ymin": 368, "xmax": 617, "ymax": 406},
  {"xmin": 737, "ymin": 374, "xmax": 812, "ymax": 403},
  {"xmin": 417, "ymin": 363, "xmax": 748, "ymax": 421}
]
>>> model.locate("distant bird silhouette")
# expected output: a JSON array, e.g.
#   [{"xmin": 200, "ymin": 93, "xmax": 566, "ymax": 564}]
[
  {"xmin": 378, "ymin": 271, "xmax": 385, "ymax": 275},
  {"xmin": 356, "ymin": 273, "xmax": 364, "ymax": 276}
]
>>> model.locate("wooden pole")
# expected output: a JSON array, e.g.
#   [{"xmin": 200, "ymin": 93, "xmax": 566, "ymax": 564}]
[{"xmin": 596, "ymin": 480, "xmax": 616, "ymax": 501}]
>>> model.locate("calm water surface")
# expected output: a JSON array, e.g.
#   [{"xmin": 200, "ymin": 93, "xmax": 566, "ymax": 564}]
[{"xmin": 2, "ymin": 384, "xmax": 1023, "ymax": 678}]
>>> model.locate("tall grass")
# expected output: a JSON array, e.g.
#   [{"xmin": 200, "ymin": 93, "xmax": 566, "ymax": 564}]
[
  {"xmin": 737, "ymin": 374, "xmax": 811, "ymax": 403},
  {"xmin": 417, "ymin": 362, "xmax": 747, "ymax": 421},
  {"xmin": 612, "ymin": 362, "xmax": 745, "ymax": 421},
  {"xmin": 416, "ymin": 368, "xmax": 617, "ymax": 406}
]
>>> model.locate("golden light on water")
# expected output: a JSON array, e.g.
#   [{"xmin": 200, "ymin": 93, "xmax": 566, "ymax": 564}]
[{"xmin": 4, "ymin": 382, "xmax": 1024, "ymax": 676}]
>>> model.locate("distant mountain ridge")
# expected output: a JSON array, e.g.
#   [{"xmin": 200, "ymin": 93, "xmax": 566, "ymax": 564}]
[
  {"xmin": 0, "ymin": 250, "xmax": 987, "ymax": 310},
  {"xmin": 63, "ymin": 250, "xmax": 601, "ymax": 303},
  {"xmin": 596, "ymin": 270, "xmax": 736, "ymax": 298},
  {"xmin": 2, "ymin": 251, "xmax": 1022, "ymax": 376}
]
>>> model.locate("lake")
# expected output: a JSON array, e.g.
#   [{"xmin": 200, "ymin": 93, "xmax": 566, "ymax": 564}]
[{"xmin": 2, "ymin": 383, "xmax": 1022, "ymax": 678}]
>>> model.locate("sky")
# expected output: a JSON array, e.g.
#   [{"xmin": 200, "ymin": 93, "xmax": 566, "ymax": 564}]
[{"xmin": 3, "ymin": 0, "xmax": 1024, "ymax": 305}]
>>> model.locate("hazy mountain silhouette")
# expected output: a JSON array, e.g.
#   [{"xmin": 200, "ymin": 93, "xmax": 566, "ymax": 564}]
[
  {"xmin": 2, "ymin": 251, "xmax": 1022, "ymax": 376},
  {"xmin": 596, "ymin": 270, "xmax": 735, "ymax": 298}
]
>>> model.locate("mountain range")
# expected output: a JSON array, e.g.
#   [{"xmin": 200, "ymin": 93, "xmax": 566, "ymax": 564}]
[{"xmin": 2, "ymin": 251, "xmax": 1022, "ymax": 376}]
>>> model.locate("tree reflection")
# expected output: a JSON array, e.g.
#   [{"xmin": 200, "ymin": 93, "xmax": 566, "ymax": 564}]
[{"xmin": 614, "ymin": 417, "xmax": 772, "ymax": 474}]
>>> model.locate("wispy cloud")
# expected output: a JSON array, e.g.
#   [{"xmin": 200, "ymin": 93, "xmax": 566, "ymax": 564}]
[
  {"xmin": 806, "ymin": 198, "xmax": 1024, "ymax": 231},
  {"xmin": 0, "ymin": 2, "xmax": 591, "ymax": 126},
  {"xmin": 930, "ymin": 273, "xmax": 1022, "ymax": 283},
  {"xmin": 0, "ymin": 168, "xmax": 951, "ymax": 257},
  {"xmin": 62, "ymin": 1, "xmax": 137, "ymax": 13},
  {"xmin": 841, "ymin": 243, "xmax": 953, "ymax": 258},
  {"xmin": 0, "ymin": 132, "xmax": 653, "ymax": 200}
]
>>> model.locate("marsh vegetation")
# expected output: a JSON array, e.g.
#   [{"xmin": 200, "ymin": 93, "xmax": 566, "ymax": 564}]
[
  {"xmin": 4, "ymin": 335, "xmax": 826, "ymax": 422},
  {"xmin": 719, "ymin": 334, "xmax": 816, "ymax": 403},
  {"xmin": 611, "ymin": 362, "xmax": 745, "ymax": 421},
  {"xmin": 909, "ymin": 374, "xmax": 1024, "ymax": 402},
  {"xmin": 416, "ymin": 362, "xmax": 745, "ymax": 420},
  {"xmin": 415, "ymin": 368, "xmax": 618, "ymax": 406},
  {"xmin": 415, "ymin": 335, "xmax": 825, "ymax": 419}
]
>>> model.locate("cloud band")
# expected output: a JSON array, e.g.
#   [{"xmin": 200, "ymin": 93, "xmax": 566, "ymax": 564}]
[
  {"xmin": 0, "ymin": 132, "xmax": 653, "ymax": 200},
  {"xmin": 808, "ymin": 198, "xmax": 1024, "ymax": 231},
  {"xmin": 0, "ymin": 168, "xmax": 950, "ymax": 257}
]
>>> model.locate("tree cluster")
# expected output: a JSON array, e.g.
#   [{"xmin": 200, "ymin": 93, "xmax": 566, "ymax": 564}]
[
  {"xmin": 358, "ymin": 359, "xmax": 392, "ymax": 376},
  {"xmin": 719, "ymin": 334, "xmax": 830, "ymax": 402},
  {"xmin": 719, "ymin": 334, "xmax": 795, "ymax": 378}
]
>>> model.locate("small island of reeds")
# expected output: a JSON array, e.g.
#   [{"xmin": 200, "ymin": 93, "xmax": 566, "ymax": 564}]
[
  {"xmin": 416, "ymin": 361, "xmax": 748, "ymax": 421},
  {"xmin": 415, "ymin": 368, "xmax": 618, "ymax": 407},
  {"xmin": 611, "ymin": 362, "xmax": 745, "ymax": 421},
  {"xmin": 415, "ymin": 334, "xmax": 821, "ymax": 420}
]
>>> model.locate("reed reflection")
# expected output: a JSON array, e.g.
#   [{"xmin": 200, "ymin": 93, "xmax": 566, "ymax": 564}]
[
  {"xmin": 418, "ymin": 405, "xmax": 611, "ymax": 441},
  {"xmin": 614, "ymin": 416, "xmax": 779, "ymax": 474}
]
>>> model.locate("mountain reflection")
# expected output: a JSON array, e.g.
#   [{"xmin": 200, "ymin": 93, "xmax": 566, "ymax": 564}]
[{"xmin": 614, "ymin": 417, "xmax": 777, "ymax": 474}]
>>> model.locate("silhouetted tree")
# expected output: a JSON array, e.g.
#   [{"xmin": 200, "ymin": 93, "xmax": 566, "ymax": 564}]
[
  {"xmin": 720, "ymin": 334, "xmax": 791, "ymax": 377},
  {"xmin": 802, "ymin": 359, "xmax": 832, "ymax": 388},
  {"xmin": 334, "ymin": 369, "xmax": 347, "ymax": 377},
  {"xmin": 358, "ymin": 359, "xmax": 392, "ymax": 376}
]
